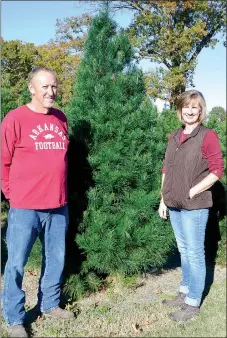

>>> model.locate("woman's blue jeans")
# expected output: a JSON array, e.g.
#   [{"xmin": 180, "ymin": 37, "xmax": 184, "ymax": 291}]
[
  {"xmin": 2, "ymin": 206, "xmax": 69, "ymax": 326},
  {"xmin": 168, "ymin": 207, "xmax": 209, "ymax": 307}
]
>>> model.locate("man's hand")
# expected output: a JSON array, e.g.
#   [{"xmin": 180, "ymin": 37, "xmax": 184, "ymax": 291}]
[{"xmin": 158, "ymin": 199, "xmax": 168, "ymax": 219}]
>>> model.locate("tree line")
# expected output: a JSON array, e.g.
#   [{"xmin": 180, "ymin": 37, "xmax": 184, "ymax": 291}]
[{"xmin": 1, "ymin": 0, "xmax": 226, "ymax": 117}]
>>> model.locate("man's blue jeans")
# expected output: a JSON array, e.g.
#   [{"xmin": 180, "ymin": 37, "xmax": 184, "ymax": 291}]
[
  {"xmin": 168, "ymin": 207, "xmax": 209, "ymax": 307},
  {"xmin": 2, "ymin": 206, "xmax": 69, "ymax": 326}
]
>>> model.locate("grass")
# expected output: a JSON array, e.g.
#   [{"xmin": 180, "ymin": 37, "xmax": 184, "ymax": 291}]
[
  {"xmin": 1, "ymin": 205, "xmax": 226, "ymax": 337},
  {"xmin": 143, "ymin": 281, "xmax": 226, "ymax": 337},
  {"xmin": 26, "ymin": 240, "xmax": 42, "ymax": 270},
  {"xmin": 1, "ymin": 264, "xmax": 226, "ymax": 337}
]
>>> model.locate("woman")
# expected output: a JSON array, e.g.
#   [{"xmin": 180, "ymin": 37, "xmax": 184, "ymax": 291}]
[{"xmin": 158, "ymin": 90, "xmax": 224, "ymax": 321}]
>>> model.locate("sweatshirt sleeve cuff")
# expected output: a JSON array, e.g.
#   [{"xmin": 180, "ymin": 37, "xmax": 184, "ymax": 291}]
[{"xmin": 211, "ymin": 169, "xmax": 223, "ymax": 179}]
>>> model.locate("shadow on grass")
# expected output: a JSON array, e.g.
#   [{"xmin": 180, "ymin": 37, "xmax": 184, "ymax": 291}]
[{"xmin": 24, "ymin": 306, "xmax": 40, "ymax": 336}]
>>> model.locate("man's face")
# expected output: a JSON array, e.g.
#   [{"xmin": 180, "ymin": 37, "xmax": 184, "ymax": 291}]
[{"xmin": 29, "ymin": 71, "xmax": 58, "ymax": 110}]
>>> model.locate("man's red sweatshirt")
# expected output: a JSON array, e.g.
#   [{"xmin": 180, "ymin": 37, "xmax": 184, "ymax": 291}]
[{"xmin": 1, "ymin": 105, "xmax": 69, "ymax": 209}]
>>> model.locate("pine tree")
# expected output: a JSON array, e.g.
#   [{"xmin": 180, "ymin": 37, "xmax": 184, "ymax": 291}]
[
  {"xmin": 65, "ymin": 10, "xmax": 175, "ymax": 297},
  {"xmin": 158, "ymin": 108, "xmax": 181, "ymax": 141}
]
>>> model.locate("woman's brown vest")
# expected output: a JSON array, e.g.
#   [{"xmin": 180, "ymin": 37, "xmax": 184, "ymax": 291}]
[{"xmin": 162, "ymin": 124, "xmax": 213, "ymax": 210}]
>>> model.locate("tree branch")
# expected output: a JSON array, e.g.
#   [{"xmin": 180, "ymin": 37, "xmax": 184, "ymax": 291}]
[
  {"xmin": 189, "ymin": 24, "xmax": 222, "ymax": 64},
  {"xmin": 126, "ymin": 0, "xmax": 145, "ymax": 12},
  {"xmin": 113, "ymin": 1, "xmax": 147, "ymax": 16},
  {"xmin": 145, "ymin": 49, "xmax": 171, "ymax": 69}
]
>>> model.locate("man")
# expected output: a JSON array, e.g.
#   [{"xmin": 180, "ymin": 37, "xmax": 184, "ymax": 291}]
[{"xmin": 1, "ymin": 67, "xmax": 74, "ymax": 338}]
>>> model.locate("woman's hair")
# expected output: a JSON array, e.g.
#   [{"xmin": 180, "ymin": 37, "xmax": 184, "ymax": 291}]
[{"xmin": 176, "ymin": 90, "xmax": 206, "ymax": 123}]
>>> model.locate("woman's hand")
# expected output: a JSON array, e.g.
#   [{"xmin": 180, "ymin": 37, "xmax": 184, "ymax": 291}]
[
  {"xmin": 158, "ymin": 198, "xmax": 168, "ymax": 219},
  {"xmin": 189, "ymin": 187, "xmax": 197, "ymax": 199},
  {"xmin": 189, "ymin": 173, "xmax": 220, "ymax": 199}
]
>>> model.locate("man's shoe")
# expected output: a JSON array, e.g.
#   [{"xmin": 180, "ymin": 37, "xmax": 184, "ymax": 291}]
[
  {"xmin": 8, "ymin": 325, "xmax": 28, "ymax": 337},
  {"xmin": 43, "ymin": 307, "xmax": 74, "ymax": 320},
  {"xmin": 169, "ymin": 304, "xmax": 200, "ymax": 321},
  {"xmin": 162, "ymin": 292, "xmax": 186, "ymax": 307}
]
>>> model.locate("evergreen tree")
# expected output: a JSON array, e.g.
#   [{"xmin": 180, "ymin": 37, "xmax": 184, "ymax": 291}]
[
  {"xmin": 65, "ymin": 10, "xmax": 174, "ymax": 297},
  {"xmin": 158, "ymin": 108, "xmax": 181, "ymax": 142}
]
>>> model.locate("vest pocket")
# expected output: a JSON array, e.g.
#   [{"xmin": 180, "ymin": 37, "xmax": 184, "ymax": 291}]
[{"xmin": 187, "ymin": 190, "xmax": 212, "ymax": 209}]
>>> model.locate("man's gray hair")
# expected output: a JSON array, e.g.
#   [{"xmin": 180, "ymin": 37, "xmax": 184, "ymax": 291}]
[{"xmin": 28, "ymin": 66, "xmax": 58, "ymax": 83}]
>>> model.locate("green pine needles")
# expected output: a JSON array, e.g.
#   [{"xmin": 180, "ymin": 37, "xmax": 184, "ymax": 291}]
[{"xmin": 65, "ymin": 11, "xmax": 175, "ymax": 298}]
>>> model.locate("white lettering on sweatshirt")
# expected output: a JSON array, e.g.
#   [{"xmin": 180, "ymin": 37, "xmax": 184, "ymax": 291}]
[{"xmin": 29, "ymin": 123, "xmax": 66, "ymax": 141}]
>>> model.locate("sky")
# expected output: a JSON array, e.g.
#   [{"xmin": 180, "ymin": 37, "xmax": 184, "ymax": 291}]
[{"xmin": 1, "ymin": 0, "xmax": 226, "ymax": 112}]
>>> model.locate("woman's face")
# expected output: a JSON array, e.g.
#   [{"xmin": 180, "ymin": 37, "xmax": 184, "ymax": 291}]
[{"xmin": 181, "ymin": 101, "xmax": 201, "ymax": 125}]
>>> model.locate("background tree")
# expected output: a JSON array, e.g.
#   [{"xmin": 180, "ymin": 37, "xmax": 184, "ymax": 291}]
[
  {"xmin": 96, "ymin": 0, "xmax": 226, "ymax": 105},
  {"xmin": 1, "ymin": 39, "xmax": 38, "ymax": 96},
  {"xmin": 207, "ymin": 106, "xmax": 226, "ymax": 124},
  {"xmin": 52, "ymin": 13, "xmax": 92, "ymax": 55},
  {"xmin": 1, "ymin": 74, "xmax": 18, "ymax": 120},
  {"xmin": 64, "ymin": 9, "xmax": 175, "ymax": 299},
  {"xmin": 58, "ymin": 1, "xmax": 226, "ymax": 105},
  {"xmin": 17, "ymin": 83, "xmax": 31, "ymax": 106}
]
